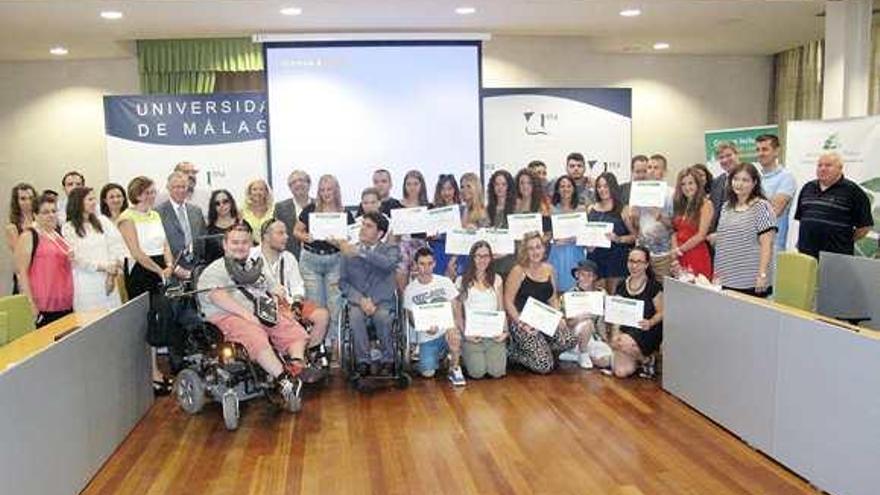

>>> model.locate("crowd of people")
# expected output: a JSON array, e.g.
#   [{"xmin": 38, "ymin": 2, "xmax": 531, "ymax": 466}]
[{"xmin": 5, "ymin": 136, "xmax": 874, "ymax": 393}]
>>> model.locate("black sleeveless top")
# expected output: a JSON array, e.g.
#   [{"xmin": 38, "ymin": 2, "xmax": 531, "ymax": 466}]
[{"xmin": 514, "ymin": 273, "xmax": 554, "ymax": 312}]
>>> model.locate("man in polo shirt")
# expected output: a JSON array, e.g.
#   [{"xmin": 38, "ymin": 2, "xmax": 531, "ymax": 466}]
[
  {"xmin": 755, "ymin": 135, "xmax": 797, "ymax": 250},
  {"xmin": 794, "ymin": 152, "xmax": 873, "ymax": 258},
  {"xmin": 709, "ymin": 142, "xmax": 739, "ymax": 231}
]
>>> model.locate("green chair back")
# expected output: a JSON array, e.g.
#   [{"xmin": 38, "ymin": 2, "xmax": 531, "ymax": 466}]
[
  {"xmin": 774, "ymin": 252, "xmax": 818, "ymax": 311},
  {"xmin": 0, "ymin": 311, "xmax": 8, "ymax": 346},
  {"xmin": 0, "ymin": 295, "xmax": 36, "ymax": 344}
]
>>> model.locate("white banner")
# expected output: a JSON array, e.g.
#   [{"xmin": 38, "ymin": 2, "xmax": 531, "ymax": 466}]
[
  {"xmin": 785, "ymin": 116, "xmax": 880, "ymax": 256},
  {"xmin": 104, "ymin": 93, "xmax": 268, "ymax": 204},
  {"xmin": 482, "ymin": 89, "xmax": 632, "ymax": 183}
]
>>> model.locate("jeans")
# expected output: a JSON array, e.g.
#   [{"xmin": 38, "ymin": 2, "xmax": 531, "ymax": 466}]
[
  {"xmin": 349, "ymin": 303, "xmax": 394, "ymax": 365},
  {"xmin": 300, "ymin": 250, "xmax": 341, "ymax": 343},
  {"xmin": 418, "ymin": 336, "xmax": 449, "ymax": 374}
]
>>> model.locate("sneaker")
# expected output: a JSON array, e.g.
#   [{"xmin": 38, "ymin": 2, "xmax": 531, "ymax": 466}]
[
  {"xmin": 578, "ymin": 352, "xmax": 593, "ymax": 370},
  {"xmin": 420, "ymin": 368, "xmax": 436, "ymax": 378},
  {"xmin": 558, "ymin": 350, "xmax": 580, "ymax": 363},
  {"xmin": 638, "ymin": 356, "xmax": 656, "ymax": 379},
  {"xmin": 277, "ymin": 374, "xmax": 301, "ymax": 401},
  {"xmin": 448, "ymin": 366, "xmax": 467, "ymax": 387}
]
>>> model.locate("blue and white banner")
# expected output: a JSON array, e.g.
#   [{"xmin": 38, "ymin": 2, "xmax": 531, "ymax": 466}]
[
  {"xmin": 103, "ymin": 92, "xmax": 268, "ymax": 200},
  {"xmin": 482, "ymin": 88, "xmax": 632, "ymax": 183}
]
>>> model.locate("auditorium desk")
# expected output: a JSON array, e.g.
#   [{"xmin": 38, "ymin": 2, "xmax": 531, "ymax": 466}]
[
  {"xmin": 663, "ymin": 279, "xmax": 880, "ymax": 495},
  {"xmin": 0, "ymin": 294, "xmax": 153, "ymax": 495}
]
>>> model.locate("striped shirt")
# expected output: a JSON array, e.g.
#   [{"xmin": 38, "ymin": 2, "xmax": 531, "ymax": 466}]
[{"xmin": 714, "ymin": 199, "xmax": 777, "ymax": 289}]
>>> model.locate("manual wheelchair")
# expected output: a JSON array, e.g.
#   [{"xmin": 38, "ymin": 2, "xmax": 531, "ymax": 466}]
[{"xmin": 336, "ymin": 294, "xmax": 412, "ymax": 392}]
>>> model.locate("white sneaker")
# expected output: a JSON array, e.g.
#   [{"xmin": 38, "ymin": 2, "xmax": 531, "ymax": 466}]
[
  {"xmin": 448, "ymin": 366, "xmax": 467, "ymax": 387},
  {"xmin": 558, "ymin": 350, "xmax": 580, "ymax": 363},
  {"xmin": 578, "ymin": 352, "xmax": 593, "ymax": 370}
]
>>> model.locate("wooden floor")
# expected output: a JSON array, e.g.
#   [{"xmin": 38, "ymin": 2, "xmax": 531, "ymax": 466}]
[{"xmin": 83, "ymin": 367, "xmax": 815, "ymax": 495}]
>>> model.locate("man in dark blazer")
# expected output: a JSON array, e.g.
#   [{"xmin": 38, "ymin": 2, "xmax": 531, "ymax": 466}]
[
  {"xmin": 339, "ymin": 212, "xmax": 401, "ymax": 376},
  {"xmin": 157, "ymin": 171, "xmax": 207, "ymax": 279},
  {"xmin": 275, "ymin": 169, "xmax": 314, "ymax": 259}
]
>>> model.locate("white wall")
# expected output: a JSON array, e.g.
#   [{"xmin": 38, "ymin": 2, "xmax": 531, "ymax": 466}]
[
  {"xmin": 0, "ymin": 36, "xmax": 773, "ymax": 295},
  {"xmin": 0, "ymin": 58, "xmax": 139, "ymax": 293},
  {"xmin": 482, "ymin": 35, "xmax": 773, "ymax": 174}
]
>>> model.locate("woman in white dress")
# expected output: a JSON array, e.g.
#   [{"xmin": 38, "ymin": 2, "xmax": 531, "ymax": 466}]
[{"xmin": 62, "ymin": 187, "xmax": 126, "ymax": 311}]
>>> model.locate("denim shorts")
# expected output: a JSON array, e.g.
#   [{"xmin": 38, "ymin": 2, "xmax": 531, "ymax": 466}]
[{"xmin": 418, "ymin": 336, "xmax": 449, "ymax": 373}]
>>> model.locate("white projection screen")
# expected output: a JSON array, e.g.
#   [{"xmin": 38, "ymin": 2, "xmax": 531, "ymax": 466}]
[{"xmin": 265, "ymin": 41, "xmax": 482, "ymax": 205}]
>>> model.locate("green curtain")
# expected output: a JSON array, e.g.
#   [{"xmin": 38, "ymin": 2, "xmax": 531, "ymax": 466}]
[
  {"xmin": 137, "ymin": 38, "xmax": 264, "ymax": 94},
  {"xmin": 771, "ymin": 40, "xmax": 823, "ymax": 146}
]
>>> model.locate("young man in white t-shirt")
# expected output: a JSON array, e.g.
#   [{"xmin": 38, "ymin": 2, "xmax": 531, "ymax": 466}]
[{"xmin": 403, "ymin": 247, "xmax": 466, "ymax": 386}]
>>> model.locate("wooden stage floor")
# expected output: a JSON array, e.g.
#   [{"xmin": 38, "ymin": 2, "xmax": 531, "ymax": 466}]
[{"xmin": 83, "ymin": 367, "xmax": 814, "ymax": 495}]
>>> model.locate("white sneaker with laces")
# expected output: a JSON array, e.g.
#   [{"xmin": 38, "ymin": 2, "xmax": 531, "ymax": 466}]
[
  {"xmin": 448, "ymin": 366, "xmax": 467, "ymax": 387},
  {"xmin": 578, "ymin": 352, "xmax": 593, "ymax": 370}
]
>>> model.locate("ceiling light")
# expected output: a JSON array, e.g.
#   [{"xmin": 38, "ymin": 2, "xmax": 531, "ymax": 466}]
[
  {"xmin": 50, "ymin": 46, "xmax": 68, "ymax": 56},
  {"xmin": 619, "ymin": 9, "xmax": 641, "ymax": 17},
  {"xmin": 280, "ymin": 7, "xmax": 302, "ymax": 16},
  {"xmin": 653, "ymin": 42, "xmax": 670, "ymax": 50},
  {"xmin": 100, "ymin": 11, "xmax": 123, "ymax": 20},
  {"xmin": 455, "ymin": 7, "xmax": 476, "ymax": 15}
]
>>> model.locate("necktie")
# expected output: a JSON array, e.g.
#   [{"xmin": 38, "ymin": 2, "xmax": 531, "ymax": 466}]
[{"xmin": 177, "ymin": 204, "xmax": 192, "ymax": 247}]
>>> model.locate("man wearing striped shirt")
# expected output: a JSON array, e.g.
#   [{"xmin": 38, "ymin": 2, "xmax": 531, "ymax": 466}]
[{"xmin": 794, "ymin": 152, "xmax": 873, "ymax": 259}]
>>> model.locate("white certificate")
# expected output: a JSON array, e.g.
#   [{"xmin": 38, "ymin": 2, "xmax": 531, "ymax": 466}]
[
  {"xmin": 551, "ymin": 212, "xmax": 587, "ymax": 240},
  {"xmin": 480, "ymin": 228, "xmax": 515, "ymax": 255},
  {"xmin": 411, "ymin": 301, "xmax": 455, "ymax": 332},
  {"xmin": 563, "ymin": 291, "xmax": 605, "ymax": 318},
  {"xmin": 465, "ymin": 309, "xmax": 506, "ymax": 338},
  {"xmin": 445, "ymin": 228, "xmax": 480, "ymax": 255},
  {"xmin": 347, "ymin": 219, "xmax": 363, "ymax": 244},
  {"xmin": 426, "ymin": 205, "xmax": 461, "ymax": 234},
  {"xmin": 519, "ymin": 297, "xmax": 563, "ymax": 337},
  {"xmin": 507, "ymin": 213, "xmax": 543, "ymax": 239},
  {"xmin": 604, "ymin": 295, "xmax": 645, "ymax": 328},
  {"xmin": 309, "ymin": 212, "xmax": 348, "ymax": 241},
  {"xmin": 629, "ymin": 180, "xmax": 667, "ymax": 208},
  {"xmin": 390, "ymin": 206, "xmax": 429, "ymax": 235},
  {"xmin": 576, "ymin": 222, "xmax": 614, "ymax": 248}
]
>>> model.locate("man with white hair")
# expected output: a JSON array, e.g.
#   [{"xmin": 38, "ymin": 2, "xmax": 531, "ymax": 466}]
[
  {"xmin": 156, "ymin": 161, "xmax": 211, "ymax": 214},
  {"xmin": 274, "ymin": 169, "xmax": 314, "ymax": 259},
  {"xmin": 794, "ymin": 152, "xmax": 873, "ymax": 258}
]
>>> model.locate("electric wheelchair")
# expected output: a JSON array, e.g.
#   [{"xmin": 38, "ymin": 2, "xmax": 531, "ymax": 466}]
[
  {"xmin": 336, "ymin": 293, "xmax": 412, "ymax": 392},
  {"xmin": 151, "ymin": 263, "xmax": 326, "ymax": 431}
]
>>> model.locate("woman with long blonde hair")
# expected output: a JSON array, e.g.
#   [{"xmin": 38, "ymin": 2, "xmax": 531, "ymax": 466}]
[
  {"xmin": 294, "ymin": 174, "xmax": 354, "ymax": 338},
  {"xmin": 241, "ymin": 178, "xmax": 274, "ymax": 244}
]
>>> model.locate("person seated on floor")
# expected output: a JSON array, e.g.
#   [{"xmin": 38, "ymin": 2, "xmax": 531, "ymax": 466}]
[
  {"xmin": 558, "ymin": 259, "xmax": 613, "ymax": 370},
  {"xmin": 197, "ymin": 220, "xmax": 308, "ymax": 401},
  {"xmin": 610, "ymin": 246, "xmax": 664, "ymax": 379},
  {"xmin": 253, "ymin": 218, "xmax": 331, "ymax": 381},
  {"xmin": 403, "ymin": 247, "xmax": 466, "ymax": 386},
  {"xmin": 338, "ymin": 211, "xmax": 401, "ymax": 377}
]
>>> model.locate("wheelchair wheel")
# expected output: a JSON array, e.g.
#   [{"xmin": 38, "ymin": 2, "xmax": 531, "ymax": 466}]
[
  {"xmin": 221, "ymin": 389, "xmax": 240, "ymax": 431},
  {"xmin": 395, "ymin": 372, "xmax": 412, "ymax": 390},
  {"xmin": 174, "ymin": 369, "xmax": 206, "ymax": 415}
]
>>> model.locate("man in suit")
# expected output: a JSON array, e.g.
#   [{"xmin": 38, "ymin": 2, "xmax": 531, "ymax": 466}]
[
  {"xmin": 275, "ymin": 169, "xmax": 313, "ymax": 259},
  {"xmin": 157, "ymin": 171, "xmax": 207, "ymax": 280},
  {"xmin": 338, "ymin": 211, "xmax": 401, "ymax": 377}
]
